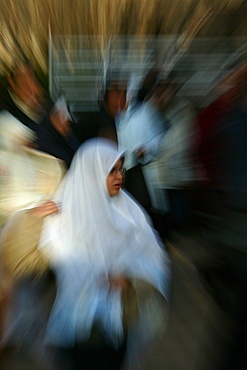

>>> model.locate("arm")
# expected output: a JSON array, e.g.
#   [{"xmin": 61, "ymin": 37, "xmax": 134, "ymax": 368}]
[{"xmin": 30, "ymin": 200, "xmax": 59, "ymax": 218}]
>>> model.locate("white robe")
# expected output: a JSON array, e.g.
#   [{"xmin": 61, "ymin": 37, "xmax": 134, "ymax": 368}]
[
  {"xmin": 117, "ymin": 101, "xmax": 168, "ymax": 211},
  {"xmin": 156, "ymin": 98, "xmax": 197, "ymax": 188}
]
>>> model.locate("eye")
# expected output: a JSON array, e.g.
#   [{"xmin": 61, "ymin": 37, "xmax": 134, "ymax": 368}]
[
  {"xmin": 120, "ymin": 168, "xmax": 126, "ymax": 176},
  {"xmin": 110, "ymin": 167, "xmax": 117, "ymax": 175},
  {"xmin": 109, "ymin": 166, "xmax": 125, "ymax": 176}
]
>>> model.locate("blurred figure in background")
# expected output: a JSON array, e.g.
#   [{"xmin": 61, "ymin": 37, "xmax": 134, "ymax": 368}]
[
  {"xmin": 195, "ymin": 63, "xmax": 247, "ymax": 370},
  {"xmin": 38, "ymin": 97, "xmax": 80, "ymax": 167},
  {"xmin": 75, "ymin": 81, "xmax": 127, "ymax": 144},
  {"xmin": 39, "ymin": 138, "xmax": 170, "ymax": 370},
  {"xmin": 0, "ymin": 111, "xmax": 65, "ymax": 367},
  {"xmin": 3, "ymin": 63, "xmax": 48, "ymax": 129},
  {"xmin": 117, "ymin": 70, "xmax": 168, "ymax": 233},
  {"xmin": 2, "ymin": 63, "xmax": 79, "ymax": 167},
  {"xmin": 194, "ymin": 62, "xmax": 247, "ymax": 215},
  {"xmin": 154, "ymin": 78, "xmax": 197, "ymax": 232}
]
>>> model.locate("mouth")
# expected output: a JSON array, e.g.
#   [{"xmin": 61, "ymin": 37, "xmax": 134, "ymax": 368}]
[{"xmin": 114, "ymin": 183, "xmax": 122, "ymax": 189}]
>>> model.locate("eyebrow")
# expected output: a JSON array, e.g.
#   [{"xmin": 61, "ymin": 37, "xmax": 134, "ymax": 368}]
[
  {"xmin": 110, "ymin": 165, "xmax": 120, "ymax": 172},
  {"xmin": 109, "ymin": 157, "xmax": 124, "ymax": 172}
]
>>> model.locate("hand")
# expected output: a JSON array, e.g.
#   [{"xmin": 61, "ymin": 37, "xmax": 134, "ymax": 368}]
[
  {"xmin": 50, "ymin": 112, "xmax": 71, "ymax": 137},
  {"xmin": 108, "ymin": 276, "xmax": 132, "ymax": 292},
  {"xmin": 136, "ymin": 147, "xmax": 145, "ymax": 159},
  {"xmin": 30, "ymin": 200, "xmax": 59, "ymax": 218},
  {"xmin": 54, "ymin": 119, "xmax": 71, "ymax": 137}
]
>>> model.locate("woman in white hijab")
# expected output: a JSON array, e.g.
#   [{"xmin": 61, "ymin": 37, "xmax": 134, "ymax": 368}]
[{"xmin": 39, "ymin": 138, "xmax": 170, "ymax": 369}]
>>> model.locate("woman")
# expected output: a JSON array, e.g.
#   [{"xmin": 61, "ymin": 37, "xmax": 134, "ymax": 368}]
[{"xmin": 39, "ymin": 138, "xmax": 170, "ymax": 369}]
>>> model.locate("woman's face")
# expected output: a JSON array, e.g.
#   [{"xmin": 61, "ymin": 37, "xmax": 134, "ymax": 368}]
[{"xmin": 106, "ymin": 158, "xmax": 124, "ymax": 197}]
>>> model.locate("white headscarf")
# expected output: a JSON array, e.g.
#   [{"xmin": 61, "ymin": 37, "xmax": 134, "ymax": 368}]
[{"xmin": 39, "ymin": 138, "xmax": 170, "ymax": 346}]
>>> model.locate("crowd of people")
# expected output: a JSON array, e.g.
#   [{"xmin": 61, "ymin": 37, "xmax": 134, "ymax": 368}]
[{"xmin": 0, "ymin": 59, "xmax": 247, "ymax": 370}]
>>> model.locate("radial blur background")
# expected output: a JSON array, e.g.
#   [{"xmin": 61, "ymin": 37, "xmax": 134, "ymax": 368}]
[{"xmin": 0, "ymin": 0, "xmax": 247, "ymax": 110}]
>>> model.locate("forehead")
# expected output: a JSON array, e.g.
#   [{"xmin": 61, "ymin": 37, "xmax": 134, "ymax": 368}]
[
  {"xmin": 107, "ymin": 88, "xmax": 127, "ymax": 99},
  {"xmin": 111, "ymin": 158, "xmax": 123, "ymax": 168}
]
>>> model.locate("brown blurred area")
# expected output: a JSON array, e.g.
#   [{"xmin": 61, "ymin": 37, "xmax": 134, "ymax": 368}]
[
  {"xmin": 0, "ymin": 0, "xmax": 247, "ymax": 75},
  {"xmin": 1, "ymin": 1, "xmax": 247, "ymax": 370}
]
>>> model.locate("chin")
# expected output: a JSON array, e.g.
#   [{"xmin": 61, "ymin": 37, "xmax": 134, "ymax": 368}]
[{"xmin": 110, "ymin": 190, "xmax": 120, "ymax": 197}]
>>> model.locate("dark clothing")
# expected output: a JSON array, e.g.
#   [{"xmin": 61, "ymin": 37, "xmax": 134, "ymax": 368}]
[
  {"xmin": 204, "ymin": 102, "xmax": 247, "ymax": 252},
  {"xmin": 166, "ymin": 188, "xmax": 193, "ymax": 230},
  {"xmin": 198, "ymin": 101, "xmax": 247, "ymax": 370},
  {"xmin": 1, "ymin": 90, "xmax": 46, "ymax": 131},
  {"xmin": 123, "ymin": 165, "xmax": 151, "ymax": 209},
  {"xmin": 37, "ymin": 115, "xmax": 80, "ymax": 168},
  {"xmin": 1, "ymin": 92, "xmax": 79, "ymax": 167},
  {"xmin": 199, "ymin": 244, "xmax": 247, "ymax": 370},
  {"xmin": 51, "ymin": 329, "xmax": 126, "ymax": 370},
  {"xmin": 75, "ymin": 106, "xmax": 118, "ymax": 144},
  {"xmin": 195, "ymin": 98, "xmax": 229, "ymax": 187}
]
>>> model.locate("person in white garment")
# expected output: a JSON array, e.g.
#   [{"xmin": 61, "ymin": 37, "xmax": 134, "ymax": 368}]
[
  {"xmin": 117, "ymin": 89, "xmax": 167, "ymax": 214},
  {"xmin": 0, "ymin": 111, "xmax": 66, "ymax": 277},
  {"xmin": 39, "ymin": 138, "xmax": 170, "ymax": 369},
  {"xmin": 154, "ymin": 80, "xmax": 197, "ymax": 230},
  {"xmin": 0, "ymin": 111, "xmax": 65, "ymax": 368}
]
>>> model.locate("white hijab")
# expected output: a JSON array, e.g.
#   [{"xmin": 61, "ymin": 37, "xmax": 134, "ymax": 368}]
[{"xmin": 39, "ymin": 138, "xmax": 170, "ymax": 346}]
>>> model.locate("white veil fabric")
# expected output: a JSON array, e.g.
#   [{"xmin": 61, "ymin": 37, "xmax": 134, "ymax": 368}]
[{"xmin": 39, "ymin": 138, "xmax": 170, "ymax": 348}]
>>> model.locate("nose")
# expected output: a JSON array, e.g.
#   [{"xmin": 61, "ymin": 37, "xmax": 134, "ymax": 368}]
[{"xmin": 116, "ymin": 169, "xmax": 123, "ymax": 179}]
